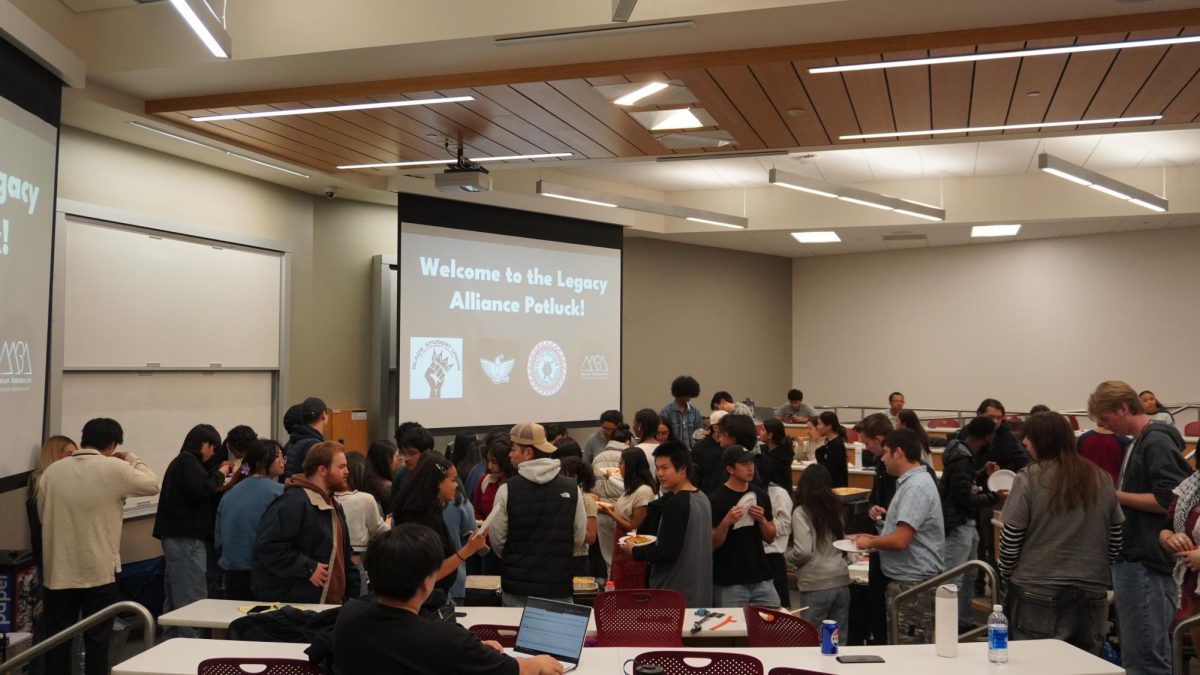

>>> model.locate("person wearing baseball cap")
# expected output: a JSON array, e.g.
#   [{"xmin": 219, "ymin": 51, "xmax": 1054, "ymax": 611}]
[
  {"xmin": 283, "ymin": 397, "xmax": 329, "ymax": 478},
  {"xmin": 692, "ymin": 410, "xmax": 728, "ymax": 495},
  {"xmin": 487, "ymin": 422, "xmax": 587, "ymax": 607}
]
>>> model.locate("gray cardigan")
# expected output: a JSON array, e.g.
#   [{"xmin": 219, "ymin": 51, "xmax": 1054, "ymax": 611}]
[{"xmin": 785, "ymin": 506, "xmax": 852, "ymax": 592}]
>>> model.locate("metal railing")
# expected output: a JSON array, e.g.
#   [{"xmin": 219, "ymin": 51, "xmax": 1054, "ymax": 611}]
[
  {"xmin": 1171, "ymin": 611, "xmax": 1200, "ymax": 675},
  {"xmin": 0, "ymin": 601, "xmax": 155, "ymax": 674},
  {"xmin": 888, "ymin": 560, "xmax": 1000, "ymax": 645}
]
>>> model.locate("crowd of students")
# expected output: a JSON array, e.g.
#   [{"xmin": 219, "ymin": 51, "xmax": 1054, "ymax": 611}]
[{"xmin": 21, "ymin": 378, "xmax": 1197, "ymax": 675}]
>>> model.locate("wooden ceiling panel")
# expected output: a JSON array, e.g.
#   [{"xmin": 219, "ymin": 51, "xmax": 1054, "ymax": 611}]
[
  {"xmin": 546, "ymin": 79, "xmax": 668, "ymax": 156},
  {"xmin": 929, "ymin": 48, "xmax": 974, "ymax": 138},
  {"xmin": 884, "ymin": 50, "xmax": 932, "ymax": 138},
  {"xmin": 1043, "ymin": 32, "xmax": 1126, "ymax": 124},
  {"xmin": 437, "ymin": 87, "xmax": 578, "ymax": 156},
  {"xmin": 1159, "ymin": 70, "xmax": 1200, "ymax": 124},
  {"xmin": 264, "ymin": 104, "xmax": 411, "ymax": 164},
  {"xmin": 1126, "ymin": 26, "xmax": 1200, "ymax": 118},
  {"xmin": 707, "ymin": 65, "xmax": 796, "ymax": 148},
  {"xmin": 325, "ymin": 106, "xmax": 471, "ymax": 162},
  {"xmin": 1086, "ymin": 28, "xmax": 1183, "ymax": 124},
  {"xmin": 509, "ymin": 81, "xmax": 645, "ymax": 156},
  {"xmin": 1005, "ymin": 38, "xmax": 1073, "ymax": 131},
  {"xmin": 347, "ymin": 99, "xmax": 494, "ymax": 159},
  {"xmin": 796, "ymin": 59, "xmax": 862, "ymax": 144},
  {"xmin": 381, "ymin": 92, "xmax": 524, "ymax": 159},
  {"xmin": 195, "ymin": 117, "xmax": 348, "ymax": 171},
  {"xmin": 397, "ymin": 90, "xmax": 552, "ymax": 158},
  {"xmin": 221, "ymin": 107, "xmax": 384, "ymax": 166},
  {"xmin": 749, "ymin": 61, "xmax": 830, "ymax": 147},
  {"xmin": 666, "ymin": 68, "xmax": 765, "ymax": 149},
  {"xmin": 585, "ymin": 76, "xmax": 628, "ymax": 86},
  {"xmin": 968, "ymin": 42, "xmax": 1024, "ymax": 136},
  {"xmin": 470, "ymin": 85, "xmax": 615, "ymax": 158},
  {"xmin": 837, "ymin": 56, "xmax": 896, "ymax": 137}
]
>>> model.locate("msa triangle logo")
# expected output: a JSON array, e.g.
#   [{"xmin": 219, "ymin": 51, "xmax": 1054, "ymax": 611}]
[
  {"xmin": 480, "ymin": 354, "xmax": 515, "ymax": 384},
  {"xmin": 580, "ymin": 354, "xmax": 609, "ymax": 380}
]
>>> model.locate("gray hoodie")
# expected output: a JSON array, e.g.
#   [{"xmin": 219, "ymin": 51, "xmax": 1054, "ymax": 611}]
[{"xmin": 487, "ymin": 457, "xmax": 588, "ymax": 558}]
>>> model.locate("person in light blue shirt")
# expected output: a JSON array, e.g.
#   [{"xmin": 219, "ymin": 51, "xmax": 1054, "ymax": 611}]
[
  {"xmin": 442, "ymin": 490, "xmax": 476, "ymax": 603},
  {"xmin": 852, "ymin": 428, "xmax": 944, "ymax": 644},
  {"xmin": 660, "ymin": 375, "xmax": 702, "ymax": 450},
  {"xmin": 215, "ymin": 439, "xmax": 285, "ymax": 600}
]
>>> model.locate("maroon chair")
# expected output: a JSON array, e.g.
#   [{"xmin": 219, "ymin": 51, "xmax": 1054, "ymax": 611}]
[
  {"xmin": 768, "ymin": 669, "xmax": 832, "ymax": 675},
  {"xmin": 633, "ymin": 650, "xmax": 764, "ymax": 675},
  {"xmin": 845, "ymin": 428, "xmax": 860, "ymax": 443},
  {"xmin": 469, "ymin": 623, "xmax": 519, "ymax": 647},
  {"xmin": 1185, "ymin": 421, "xmax": 1200, "ymax": 437},
  {"xmin": 742, "ymin": 605, "xmax": 820, "ymax": 647},
  {"xmin": 593, "ymin": 588, "xmax": 685, "ymax": 647},
  {"xmin": 197, "ymin": 659, "xmax": 321, "ymax": 675},
  {"xmin": 1063, "ymin": 414, "xmax": 1080, "ymax": 431},
  {"xmin": 927, "ymin": 418, "xmax": 960, "ymax": 429}
]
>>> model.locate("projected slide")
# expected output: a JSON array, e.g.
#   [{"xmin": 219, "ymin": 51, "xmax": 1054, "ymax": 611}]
[
  {"xmin": 0, "ymin": 97, "xmax": 56, "ymax": 479},
  {"xmin": 399, "ymin": 222, "xmax": 620, "ymax": 429}
]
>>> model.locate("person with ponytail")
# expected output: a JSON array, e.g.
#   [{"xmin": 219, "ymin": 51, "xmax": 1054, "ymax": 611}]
[
  {"xmin": 760, "ymin": 418, "xmax": 796, "ymax": 492},
  {"xmin": 813, "ymin": 411, "xmax": 849, "ymax": 488},
  {"xmin": 215, "ymin": 439, "xmax": 285, "ymax": 600}
]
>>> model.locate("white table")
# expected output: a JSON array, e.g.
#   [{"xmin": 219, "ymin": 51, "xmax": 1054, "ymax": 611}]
[
  {"xmin": 458, "ymin": 605, "xmax": 749, "ymax": 638},
  {"xmin": 157, "ymin": 599, "xmax": 337, "ymax": 631},
  {"xmin": 113, "ymin": 639, "xmax": 1123, "ymax": 675}
]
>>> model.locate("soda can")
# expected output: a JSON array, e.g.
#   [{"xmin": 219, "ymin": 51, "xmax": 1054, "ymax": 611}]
[{"xmin": 821, "ymin": 620, "xmax": 839, "ymax": 655}]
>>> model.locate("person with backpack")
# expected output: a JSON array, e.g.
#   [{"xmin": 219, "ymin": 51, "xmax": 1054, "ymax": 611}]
[
  {"xmin": 283, "ymin": 397, "xmax": 330, "ymax": 478},
  {"xmin": 940, "ymin": 416, "xmax": 1005, "ymax": 631}
]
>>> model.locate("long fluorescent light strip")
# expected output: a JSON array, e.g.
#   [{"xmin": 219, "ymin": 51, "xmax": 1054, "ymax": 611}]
[
  {"xmin": 129, "ymin": 121, "xmax": 216, "ymax": 150},
  {"xmin": 129, "ymin": 121, "xmax": 309, "ymax": 178},
  {"xmin": 685, "ymin": 217, "xmax": 742, "ymax": 229},
  {"xmin": 541, "ymin": 192, "xmax": 619, "ymax": 208},
  {"xmin": 811, "ymin": 35, "xmax": 1200, "ymax": 74},
  {"xmin": 841, "ymin": 115, "xmax": 1161, "ymax": 140},
  {"xmin": 838, "ymin": 195, "xmax": 893, "ymax": 211},
  {"xmin": 614, "ymin": 82, "xmax": 668, "ymax": 106},
  {"xmin": 1037, "ymin": 153, "xmax": 1168, "ymax": 212},
  {"xmin": 894, "ymin": 208, "xmax": 943, "ymax": 222},
  {"xmin": 768, "ymin": 168, "xmax": 945, "ymax": 221},
  {"xmin": 168, "ymin": 0, "xmax": 229, "ymax": 58},
  {"xmin": 537, "ymin": 180, "xmax": 747, "ymax": 228},
  {"xmin": 773, "ymin": 181, "xmax": 839, "ymax": 199},
  {"xmin": 495, "ymin": 20, "xmax": 694, "ymax": 45},
  {"xmin": 227, "ymin": 153, "xmax": 310, "ymax": 178},
  {"xmin": 193, "ymin": 96, "xmax": 475, "ymax": 122},
  {"xmin": 339, "ymin": 152, "xmax": 572, "ymax": 170}
]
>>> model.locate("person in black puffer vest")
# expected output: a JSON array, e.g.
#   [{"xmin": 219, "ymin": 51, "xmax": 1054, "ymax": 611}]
[{"xmin": 488, "ymin": 422, "xmax": 586, "ymax": 607}]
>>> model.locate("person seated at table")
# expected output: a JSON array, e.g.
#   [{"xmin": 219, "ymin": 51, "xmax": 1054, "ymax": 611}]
[
  {"xmin": 215, "ymin": 439, "xmax": 284, "ymax": 600},
  {"xmin": 1140, "ymin": 390, "xmax": 1175, "ymax": 424},
  {"xmin": 851, "ymin": 428, "xmax": 944, "ymax": 645},
  {"xmin": 787, "ymin": 464, "xmax": 851, "ymax": 635},
  {"xmin": 623, "ymin": 441, "xmax": 713, "ymax": 607},
  {"xmin": 711, "ymin": 390, "xmax": 754, "ymax": 418},
  {"xmin": 812, "ymin": 411, "xmax": 849, "ymax": 488},
  {"xmin": 333, "ymin": 524, "xmax": 562, "ymax": 675},
  {"xmin": 896, "ymin": 410, "xmax": 932, "ymax": 465},
  {"xmin": 1000, "ymin": 412, "xmax": 1122, "ymax": 656},
  {"xmin": 335, "ymin": 453, "xmax": 388, "ymax": 596},
  {"xmin": 776, "ymin": 388, "xmax": 817, "ymax": 423},
  {"xmin": 252, "ymin": 442, "xmax": 360, "ymax": 604},
  {"xmin": 710, "ymin": 415, "xmax": 779, "ymax": 607},
  {"xmin": 886, "ymin": 392, "xmax": 905, "ymax": 426},
  {"xmin": 759, "ymin": 419, "xmax": 796, "ymax": 492}
]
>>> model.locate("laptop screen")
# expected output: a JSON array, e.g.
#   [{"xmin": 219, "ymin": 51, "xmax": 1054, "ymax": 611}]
[{"xmin": 512, "ymin": 597, "xmax": 592, "ymax": 664}]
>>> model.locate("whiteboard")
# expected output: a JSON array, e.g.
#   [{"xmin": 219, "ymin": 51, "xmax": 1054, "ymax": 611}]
[
  {"xmin": 60, "ymin": 371, "xmax": 274, "ymax": 516},
  {"xmin": 61, "ymin": 217, "xmax": 282, "ymax": 369}
]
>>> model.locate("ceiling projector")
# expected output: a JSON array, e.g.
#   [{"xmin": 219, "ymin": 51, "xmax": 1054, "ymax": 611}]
[{"xmin": 434, "ymin": 146, "xmax": 492, "ymax": 192}]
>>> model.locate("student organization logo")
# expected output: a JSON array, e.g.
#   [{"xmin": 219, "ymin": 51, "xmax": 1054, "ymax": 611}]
[
  {"xmin": 527, "ymin": 340, "xmax": 567, "ymax": 397},
  {"xmin": 409, "ymin": 337, "xmax": 463, "ymax": 400},
  {"xmin": 480, "ymin": 354, "xmax": 515, "ymax": 384},
  {"xmin": 580, "ymin": 354, "xmax": 609, "ymax": 380}
]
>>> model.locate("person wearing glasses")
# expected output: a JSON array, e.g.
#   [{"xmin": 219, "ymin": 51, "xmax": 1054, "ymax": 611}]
[{"xmin": 582, "ymin": 410, "xmax": 623, "ymax": 464}]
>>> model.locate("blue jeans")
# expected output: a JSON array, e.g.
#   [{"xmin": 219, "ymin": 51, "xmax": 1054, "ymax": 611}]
[
  {"xmin": 713, "ymin": 580, "xmax": 780, "ymax": 607},
  {"xmin": 162, "ymin": 537, "xmax": 208, "ymax": 639},
  {"xmin": 799, "ymin": 586, "xmax": 851, "ymax": 635},
  {"xmin": 1007, "ymin": 582, "xmax": 1108, "ymax": 655},
  {"xmin": 943, "ymin": 523, "xmax": 979, "ymax": 628},
  {"xmin": 1112, "ymin": 560, "xmax": 1176, "ymax": 675}
]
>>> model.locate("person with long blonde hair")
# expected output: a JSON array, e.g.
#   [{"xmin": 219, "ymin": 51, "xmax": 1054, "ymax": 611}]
[{"xmin": 26, "ymin": 436, "xmax": 77, "ymax": 569}]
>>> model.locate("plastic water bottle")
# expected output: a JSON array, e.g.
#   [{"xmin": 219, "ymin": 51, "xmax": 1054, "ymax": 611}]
[{"xmin": 987, "ymin": 604, "xmax": 1008, "ymax": 664}]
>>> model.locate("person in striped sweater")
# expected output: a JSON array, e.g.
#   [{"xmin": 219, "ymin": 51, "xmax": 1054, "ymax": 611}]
[{"xmin": 998, "ymin": 411, "xmax": 1123, "ymax": 656}]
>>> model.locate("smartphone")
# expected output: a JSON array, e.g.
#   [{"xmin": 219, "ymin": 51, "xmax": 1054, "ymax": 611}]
[
  {"xmin": 836, "ymin": 655, "xmax": 885, "ymax": 664},
  {"xmin": 245, "ymin": 605, "xmax": 273, "ymax": 614}
]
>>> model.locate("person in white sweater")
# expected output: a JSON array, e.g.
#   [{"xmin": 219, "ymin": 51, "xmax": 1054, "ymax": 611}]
[
  {"xmin": 337, "ymin": 453, "xmax": 389, "ymax": 594},
  {"xmin": 786, "ymin": 464, "xmax": 851, "ymax": 634},
  {"xmin": 38, "ymin": 418, "xmax": 159, "ymax": 675}
]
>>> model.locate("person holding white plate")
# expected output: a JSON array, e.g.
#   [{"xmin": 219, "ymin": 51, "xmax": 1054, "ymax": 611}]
[
  {"xmin": 788, "ymin": 464, "xmax": 851, "ymax": 633},
  {"xmin": 710, "ymin": 416, "xmax": 779, "ymax": 607}
]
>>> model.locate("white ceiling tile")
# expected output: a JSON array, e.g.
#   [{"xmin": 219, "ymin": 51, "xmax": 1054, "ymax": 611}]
[
  {"xmin": 1086, "ymin": 134, "xmax": 1155, "ymax": 171},
  {"xmin": 974, "ymin": 138, "xmax": 1040, "ymax": 175},
  {"xmin": 1037, "ymin": 135, "xmax": 1103, "ymax": 166},
  {"xmin": 809, "ymin": 149, "xmax": 874, "ymax": 184},
  {"xmin": 864, "ymin": 146, "xmax": 925, "ymax": 182},
  {"xmin": 918, "ymin": 143, "xmax": 978, "ymax": 178}
]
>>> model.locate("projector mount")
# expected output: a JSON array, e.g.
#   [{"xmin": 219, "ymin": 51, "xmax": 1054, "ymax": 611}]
[{"xmin": 443, "ymin": 142, "xmax": 489, "ymax": 175}]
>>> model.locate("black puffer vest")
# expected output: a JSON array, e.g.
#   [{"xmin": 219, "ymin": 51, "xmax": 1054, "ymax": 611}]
[{"xmin": 501, "ymin": 473, "xmax": 578, "ymax": 597}]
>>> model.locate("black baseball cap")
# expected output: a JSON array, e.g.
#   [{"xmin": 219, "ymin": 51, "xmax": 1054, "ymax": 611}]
[
  {"xmin": 300, "ymin": 397, "xmax": 329, "ymax": 421},
  {"xmin": 721, "ymin": 444, "xmax": 756, "ymax": 466}
]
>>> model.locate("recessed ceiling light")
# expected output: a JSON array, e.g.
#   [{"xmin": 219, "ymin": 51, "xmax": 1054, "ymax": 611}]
[
  {"xmin": 192, "ymin": 96, "xmax": 475, "ymax": 122},
  {"xmin": 793, "ymin": 231, "xmax": 841, "ymax": 244},
  {"xmin": 651, "ymin": 109, "xmax": 704, "ymax": 131},
  {"xmin": 840, "ymin": 115, "xmax": 1161, "ymax": 140},
  {"xmin": 971, "ymin": 224, "xmax": 1021, "ymax": 238},
  {"xmin": 809, "ymin": 35, "xmax": 1200, "ymax": 74},
  {"xmin": 338, "ymin": 152, "xmax": 572, "ymax": 170},
  {"xmin": 613, "ymin": 81, "xmax": 669, "ymax": 106}
]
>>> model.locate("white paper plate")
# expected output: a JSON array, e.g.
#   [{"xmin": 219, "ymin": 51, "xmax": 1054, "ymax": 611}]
[
  {"xmin": 833, "ymin": 539, "xmax": 868, "ymax": 553},
  {"xmin": 618, "ymin": 534, "xmax": 657, "ymax": 547},
  {"xmin": 988, "ymin": 469, "xmax": 1016, "ymax": 492}
]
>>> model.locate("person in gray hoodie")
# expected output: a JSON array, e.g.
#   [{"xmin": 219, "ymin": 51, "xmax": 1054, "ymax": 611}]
[
  {"xmin": 488, "ymin": 422, "xmax": 588, "ymax": 607},
  {"xmin": 787, "ymin": 464, "xmax": 852, "ymax": 634}
]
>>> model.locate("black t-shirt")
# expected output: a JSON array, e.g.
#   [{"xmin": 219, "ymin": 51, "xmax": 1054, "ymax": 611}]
[
  {"xmin": 393, "ymin": 509, "xmax": 456, "ymax": 592},
  {"xmin": 708, "ymin": 483, "xmax": 773, "ymax": 586},
  {"xmin": 333, "ymin": 598, "xmax": 518, "ymax": 675}
]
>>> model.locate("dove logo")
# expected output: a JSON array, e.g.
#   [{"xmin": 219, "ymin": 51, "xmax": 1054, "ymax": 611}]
[
  {"xmin": 580, "ymin": 354, "xmax": 609, "ymax": 380},
  {"xmin": 526, "ymin": 340, "xmax": 567, "ymax": 397},
  {"xmin": 480, "ymin": 354, "xmax": 515, "ymax": 384}
]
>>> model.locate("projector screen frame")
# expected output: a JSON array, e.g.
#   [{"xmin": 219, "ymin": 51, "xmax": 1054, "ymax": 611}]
[{"xmin": 394, "ymin": 193, "xmax": 623, "ymax": 435}]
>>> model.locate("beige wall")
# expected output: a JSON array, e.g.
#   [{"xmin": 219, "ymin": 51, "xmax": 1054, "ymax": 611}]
[
  {"xmin": 622, "ymin": 236, "xmax": 793, "ymax": 414},
  {"xmin": 791, "ymin": 226, "xmax": 1200, "ymax": 415}
]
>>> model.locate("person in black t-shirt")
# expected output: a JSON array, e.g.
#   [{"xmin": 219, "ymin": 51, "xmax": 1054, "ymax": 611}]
[
  {"xmin": 333, "ymin": 524, "xmax": 561, "ymax": 675},
  {"xmin": 708, "ymin": 429, "xmax": 778, "ymax": 607}
]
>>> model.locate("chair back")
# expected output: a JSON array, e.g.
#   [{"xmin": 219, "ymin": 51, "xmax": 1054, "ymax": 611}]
[
  {"xmin": 197, "ymin": 658, "xmax": 321, "ymax": 675},
  {"xmin": 633, "ymin": 650, "xmax": 764, "ymax": 675},
  {"xmin": 768, "ymin": 669, "xmax": 833, "ymax": 675},
  {"xmin": 1063, "ymin": 414, "xmax": 1080, "ymax": 431},
  {"xmin": 845, "ymin": 428, "xmax": 859, "ymax": 443},
  {"xmin": 927, "ymin": 418, "xmax": 960, "ymax": 429},
  {"xmin": 742, "ymin": 605, "xmax": 820, "ymax": 647},
  {"xmin": 593, "ymin": 588, "xmax": 685, "ymax": 647},
  {"xmin": 469, "ymin": 623, "xmax": 519, "ymax": 647},
  {"xmin": 1185, "ymin": 421, "xmax": 1200, "ymax": 437}
]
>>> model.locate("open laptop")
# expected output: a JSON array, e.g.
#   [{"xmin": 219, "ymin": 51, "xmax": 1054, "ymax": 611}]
[{"xmin": 504, "ymin": 597, "xmax": 592, "ymax": 672}]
